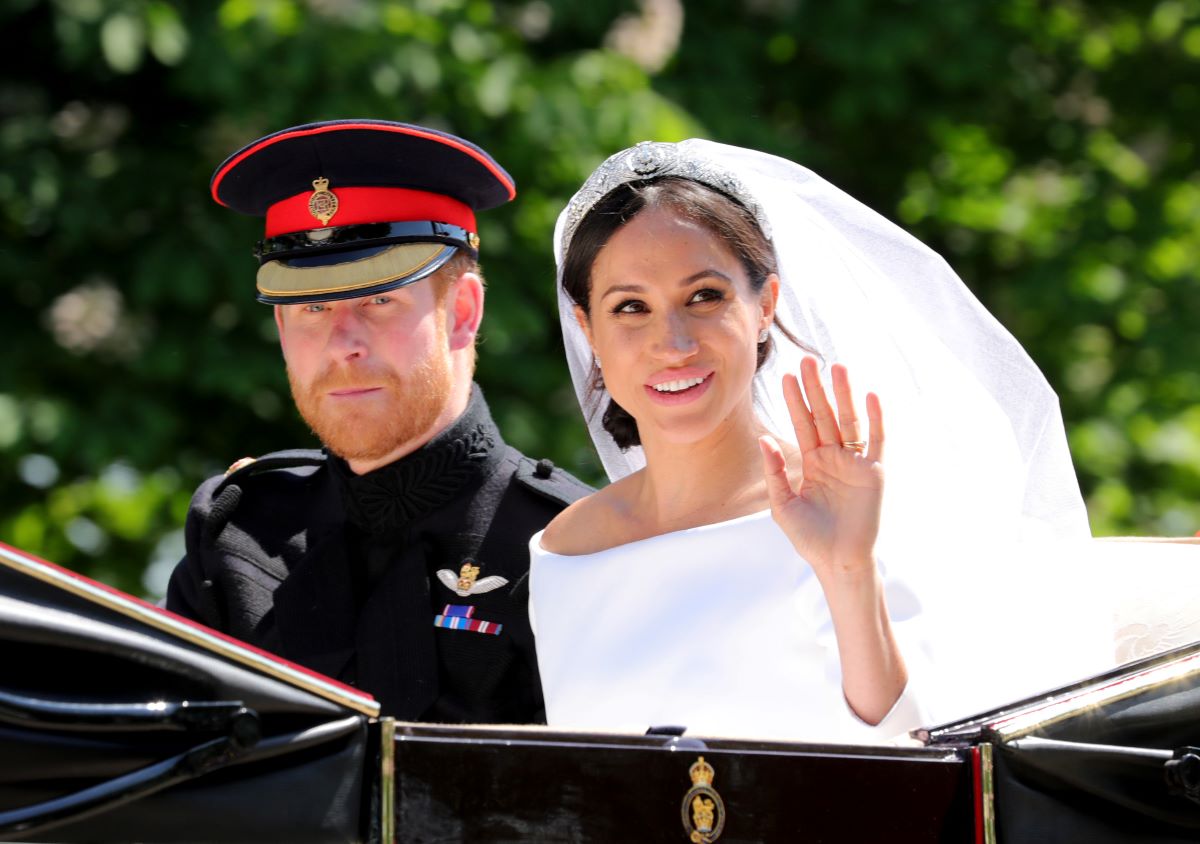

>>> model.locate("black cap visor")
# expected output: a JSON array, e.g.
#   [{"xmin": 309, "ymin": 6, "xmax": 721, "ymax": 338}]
[{"xmin": 255, "ymin": 221, "xmax": 476, "ymax": 263}]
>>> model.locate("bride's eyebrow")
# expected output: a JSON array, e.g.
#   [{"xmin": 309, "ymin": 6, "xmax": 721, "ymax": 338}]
[
  {"xmin": 598, "ymin": 283, "xmax": 645, "ymax": 299},
  {"xmin": 682, "ymin": 270, "xmax": 734, "ymax": 286},
  {"xmin": 597, "ymin": 270, "xmax": 734, "ymax": 300}
]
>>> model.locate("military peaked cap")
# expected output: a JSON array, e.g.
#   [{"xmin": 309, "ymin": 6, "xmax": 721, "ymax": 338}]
[{"xmin": 210, "ymin": 119, "xmax": 515, "ymax": 305}]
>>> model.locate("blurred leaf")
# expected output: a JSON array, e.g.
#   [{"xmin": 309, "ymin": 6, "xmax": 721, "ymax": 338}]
[{"xmin": 3, "ymin": 0, "xmax": 1199, "ymax": 599}]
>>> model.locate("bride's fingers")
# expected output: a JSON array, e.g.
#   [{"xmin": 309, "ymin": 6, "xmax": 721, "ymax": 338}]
[
  {"xmin": 865, "ymin": 392, "xmax": 885, "ymax": 463},
  {"xmin": 783, "ymin": 373, "xmax": 820, "ymax": 452},
  {"xmin": 831, "ymin": 364, "xmax": 862, "ymax": 446},
  {"xmin": 800, "ymin": 356, "xmax": 841, "ymax": 446},
  {"xmin": 758, "ymin": 435, "xmax": 798, "ymax": 506}
]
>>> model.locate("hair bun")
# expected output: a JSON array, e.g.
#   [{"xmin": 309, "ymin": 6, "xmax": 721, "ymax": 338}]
[{"xmin": 601, "ymin": 398, "xmax": 641, "ymax": 449}]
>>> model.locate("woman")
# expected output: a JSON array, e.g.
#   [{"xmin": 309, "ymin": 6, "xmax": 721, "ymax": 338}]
[{"xmin": 531, "ymin": 140, "xmax": 1106, "ymax": 741}]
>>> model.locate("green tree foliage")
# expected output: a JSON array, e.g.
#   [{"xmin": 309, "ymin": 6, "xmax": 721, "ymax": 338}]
[
  {"xmin": 2, "ymin": 0, "xmax": 1197, "ymax": 598},
  {"xmin": 656, "ymin": 0, "xmax": 1200, "ymax": 535}
]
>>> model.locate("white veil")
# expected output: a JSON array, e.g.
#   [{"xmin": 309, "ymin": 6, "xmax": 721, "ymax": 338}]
[
  {"xmin": 553, "ymin": 140, "xmax": 1113, "ymax": 720},
  {"xmin": 554, "ymin": 139, "xmax": 1089, "ymax": 545}
]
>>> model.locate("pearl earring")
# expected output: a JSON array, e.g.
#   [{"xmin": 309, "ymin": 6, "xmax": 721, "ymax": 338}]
[{"xmin": 757, "ymin": 328, "xmax": 769, "ymax": 343}]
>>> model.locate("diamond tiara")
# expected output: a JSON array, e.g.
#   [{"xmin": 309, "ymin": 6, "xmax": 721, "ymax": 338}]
[{"xmin": 559, "ymin": 141, "xmax": 771, "ymax": 256}]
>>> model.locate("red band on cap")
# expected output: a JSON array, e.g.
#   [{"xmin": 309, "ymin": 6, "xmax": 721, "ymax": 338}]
[{"xmin": 265, "ymin": 186, "xmax": 476, "ymax": 237}]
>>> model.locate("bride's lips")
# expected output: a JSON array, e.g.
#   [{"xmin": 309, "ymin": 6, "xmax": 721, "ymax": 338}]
[{"xmin": 643, "ymin": 368, "xmax": 714, "ymax": 406}]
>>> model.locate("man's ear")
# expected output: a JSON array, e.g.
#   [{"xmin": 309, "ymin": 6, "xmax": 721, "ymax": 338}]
[{"xmin": 447, "ymin": 272, "xmax": 485, "ymax": 351}]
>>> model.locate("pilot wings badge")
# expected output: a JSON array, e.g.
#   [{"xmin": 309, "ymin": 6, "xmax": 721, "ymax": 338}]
[{"xmin": 436, "ymin": 561, "xmax": 509, "ymax": 597}]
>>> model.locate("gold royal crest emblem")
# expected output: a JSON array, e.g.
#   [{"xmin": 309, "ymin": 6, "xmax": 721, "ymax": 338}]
[
  {"xmin": 681, "ymin": 756, "xmax": 725, "ymax": 843},
  {"xmin": 457, "ymin": 562, "xmax": 480, "ymax": 593},
  {"xmin": 308, "ymin": 177, "xmax": 339, "ymax": 225}
]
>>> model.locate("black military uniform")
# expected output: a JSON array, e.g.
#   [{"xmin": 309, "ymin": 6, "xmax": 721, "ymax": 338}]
[
  {"xmin": 167, "ymin": 386, "xmax": 588, "ymax": 721},
  {"xmin": 164, "ymin": 120, "xmax": 590, "ymax": 721}
]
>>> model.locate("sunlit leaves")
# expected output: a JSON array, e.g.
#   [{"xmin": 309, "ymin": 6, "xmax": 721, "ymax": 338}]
[
  {"xmin": 1149, "ymin": 1, "xmax": 1191, "ymax": 42},
  {"xmin": 4, "ymin": 0, "xmax": 702, "ymax": 593},
  {"xmin": 145, "ymin": 2, "xmax": 188, "ymax": 65},
  {"xmin": 99, "ymin": 11, "xmax": 142, "ymax": 72},
  {"xmin": 1088, "ymin": 132, "xmax": 1150, "ymax": 187},
  {"xmin": 4, "ymin": 0, "xmax": 1199, "ymax": 597},
  {"xmin": 653, "ymin": 0, "xmax": 1200, "ymax": 536},
  {"xmin": 477, "ymin": 54, "xmax": 525, "ymax": 117},
  {"xmin": 218, "ymin": 0, "xmax": 300, "ymax": 34}
]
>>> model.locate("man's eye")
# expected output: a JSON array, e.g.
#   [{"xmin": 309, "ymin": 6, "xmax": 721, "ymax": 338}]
[
  {"xmin": 303, "ymin": 303, "xmax": 327, "ymax": 313},
  {"xmin": 368, "ymin": 295, "xmax": 391, "ymax": 305}
]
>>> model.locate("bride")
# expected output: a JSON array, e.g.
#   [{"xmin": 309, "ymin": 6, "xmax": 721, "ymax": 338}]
[{"xmin": 529, "ymin": 139, "xmax": 1104, "ymax": 742}]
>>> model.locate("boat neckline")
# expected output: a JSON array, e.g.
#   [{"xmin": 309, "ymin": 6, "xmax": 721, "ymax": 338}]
[{"xmin": 533, "ymin": 507, "xmax": 774, "ymax": 559}]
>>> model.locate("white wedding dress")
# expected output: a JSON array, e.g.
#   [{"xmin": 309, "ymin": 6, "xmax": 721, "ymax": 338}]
[
  {"xmin": 529, "ymin": 509, "xmax": 929, "ymax": 744},
  {"xmin": 534, "ymin": 138, "xmax": 1138, "ymax": 744}
]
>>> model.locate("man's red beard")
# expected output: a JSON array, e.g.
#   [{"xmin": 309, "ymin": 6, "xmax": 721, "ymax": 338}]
[{"xmin": 287, "ymin": 346, "xmax": 452, "ymax": 465}]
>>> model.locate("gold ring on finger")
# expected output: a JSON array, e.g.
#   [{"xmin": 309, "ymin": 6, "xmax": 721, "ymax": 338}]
[{"xmin": 842, "ymin": 440, "xmax": 867, "ymax": 453}]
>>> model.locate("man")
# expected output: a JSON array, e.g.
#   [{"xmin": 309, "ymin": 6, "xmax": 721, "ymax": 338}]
[{"xmin": 166, "ymin": 119, "xmax": 590, "ymax": 722}]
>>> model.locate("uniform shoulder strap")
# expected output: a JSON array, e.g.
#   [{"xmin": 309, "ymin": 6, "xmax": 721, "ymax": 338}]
[
  {"xmin": 213, "ymin": 448, "xmax": 327, "ymax": 495},
  {"xmin": 194, "ymin": 448, "xmax": 328, "ymax": 549},
  {"xmin": 511, "ymin": 452, "xmax": 594, "ymax": 508}
]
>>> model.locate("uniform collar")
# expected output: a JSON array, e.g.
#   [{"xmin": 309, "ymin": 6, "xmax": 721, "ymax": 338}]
[{"xmin": 329, "ymin": 383, "xmax": 504, "ymax": 535}]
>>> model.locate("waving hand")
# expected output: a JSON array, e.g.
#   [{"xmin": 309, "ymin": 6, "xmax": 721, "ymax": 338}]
[{"xmin": 758, "ymin": 356, "xmax": 884, "ymax": 584}]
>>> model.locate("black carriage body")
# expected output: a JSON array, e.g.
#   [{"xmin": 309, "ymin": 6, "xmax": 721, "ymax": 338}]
[
  {"xmin": 0, "ymin": 543, "xmax": 377, "ymax": 843},
  {"xmin": 923, "ymin": 641, "xmax": 1200, "ymax": 844},
  {"xmin": 384, "ymin": 724, "xmax": 974, "ymax": 843},
  {"xmin": 5, "ymin": 540, "xmax": 1200, "ymax": 843}
]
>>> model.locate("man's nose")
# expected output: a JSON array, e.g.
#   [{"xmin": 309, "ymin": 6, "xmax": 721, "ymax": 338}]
[{"xmin": 327, "ymin": 307, "xmax": 369, "ymax": 360}]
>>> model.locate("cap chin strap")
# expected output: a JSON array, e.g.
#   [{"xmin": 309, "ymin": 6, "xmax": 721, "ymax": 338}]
[{"xmin": 255, "ymin": 221, "xmax": 476, "ymax": 263}]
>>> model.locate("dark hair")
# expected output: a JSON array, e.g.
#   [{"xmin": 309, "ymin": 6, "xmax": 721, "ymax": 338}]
[{"xmin": 561, "ymin": 176, "xmax": 801, "ymax": 449}]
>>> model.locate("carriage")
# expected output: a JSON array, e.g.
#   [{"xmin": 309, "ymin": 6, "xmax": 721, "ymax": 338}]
[{"xmin": 3, "ymin": 539, "xmax": 1199, "ymax": 843}]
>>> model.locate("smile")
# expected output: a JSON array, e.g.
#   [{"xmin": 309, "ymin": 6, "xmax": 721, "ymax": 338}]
[
  {"xmin": 652, "ymin": 377, "xmax": 707, "ymax": 393},
  {"xmin": 643, "ymin": 372, "xmax": 713, "ymax": 406}
]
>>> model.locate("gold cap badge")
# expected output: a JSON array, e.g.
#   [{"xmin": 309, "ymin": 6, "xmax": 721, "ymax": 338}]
[{"xmin": 308, "ymin": 177, "xmax": 339, "ymax": 225}]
